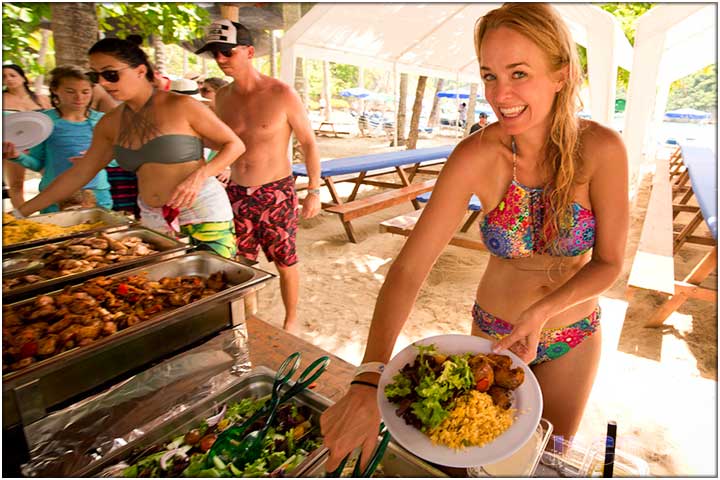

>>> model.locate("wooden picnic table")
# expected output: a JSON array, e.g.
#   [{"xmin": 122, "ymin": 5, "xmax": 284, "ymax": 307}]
[{"xmin": 293, "ymin": 145, "xmax": 455, "ymax": 242}]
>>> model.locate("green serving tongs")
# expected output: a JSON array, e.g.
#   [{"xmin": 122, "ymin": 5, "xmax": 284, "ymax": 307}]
[
  {"xmin": 326, "ymin": 423, "xmax": 391, "ymax": 478},
  {"xmin": 207, "ymin": 352, "xmax": 301, "ymax": 467}
]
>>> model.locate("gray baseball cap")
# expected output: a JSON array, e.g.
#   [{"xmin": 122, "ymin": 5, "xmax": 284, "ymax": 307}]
[{"xmin": 195, "ymin": 19, "xmax": 253, "ymax": 55}]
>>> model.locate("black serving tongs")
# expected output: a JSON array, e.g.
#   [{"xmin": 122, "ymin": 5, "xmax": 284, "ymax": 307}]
[{"xmin": 326, "ymin": 423, "xmax": 391, "ymax": 478}]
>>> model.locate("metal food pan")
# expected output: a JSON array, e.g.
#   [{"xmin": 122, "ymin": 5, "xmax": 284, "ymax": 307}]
[
  {"xmin": 2, "ymin": 227, "xmax": 192, "ymax": 303},
  {"xmin": 299, "ymin": 440, "xmax": 448, "ymax": 477},
  {"xmin": 78, "ymin": 366, "xmax": 331, "ymax": 477},
  {"xmin": 3, "ymin": 252, "xmax": 274, "ymax": 430},
  {"xmin": 3, "ymin": 208, "xmax": 134, "ymax": 253}
]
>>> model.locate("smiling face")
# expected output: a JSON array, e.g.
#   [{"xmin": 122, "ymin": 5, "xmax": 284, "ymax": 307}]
[
  {"xmin": 88, "ymin": 52, "xmax": 148, "ymax": 102},
  {"xmin": 52, "ymin": 77, "xmax": 93, "ymax": 113},
  {"xmin": 480, "ymin": 27, "xmax": 565, "ymax": 137},
  {"xmin": 2, "ymin": 67, "xmax": 25, "ymax": 90}
]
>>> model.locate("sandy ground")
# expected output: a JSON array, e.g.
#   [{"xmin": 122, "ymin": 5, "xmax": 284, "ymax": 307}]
[{"xmin": 251, "ymin": 132, "xmax": 717, "ymax": 476}]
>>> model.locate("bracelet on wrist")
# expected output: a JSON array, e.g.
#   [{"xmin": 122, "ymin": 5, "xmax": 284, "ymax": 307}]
[
  {"xmin": 307, "ymin": 188, "xmax": 321, "ymax": 196},
  {"xmin": 350, "ymin": 379, "xmax": 378, "ymax": 389},
  {"xmin": 353, "ymin": 361, "xmax": 385, "ymax": 378}
]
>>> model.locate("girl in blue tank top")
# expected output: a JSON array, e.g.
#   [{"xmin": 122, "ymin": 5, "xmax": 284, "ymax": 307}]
[{"xmin": 3, "ymin": 65, "xmax": 112, "ymax": 213}]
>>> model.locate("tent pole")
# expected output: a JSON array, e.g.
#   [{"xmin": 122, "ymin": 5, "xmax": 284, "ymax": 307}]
[
  {"xmin": 455, "ymin": 72, "xmax": 460, "ymax": 140},
  {"xmin": 393, "ymin": 63, "xmax": 398, "ymax": 147}
]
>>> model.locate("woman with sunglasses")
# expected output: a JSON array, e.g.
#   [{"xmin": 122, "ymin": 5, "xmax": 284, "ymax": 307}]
[
  {"xmin": 14, "ymin": 36, "xmax": 246, "ymax": 259},
  {"xmin": 200, "ymin": 77, "xmax": 228, "ymax": 111},
  {"xmin": 3, "ymin": 64, "xmax": 52, "ymax": 209},
  {"xmin": 3, "ymin": 65, "xmax": 112, "ymax": 213}
]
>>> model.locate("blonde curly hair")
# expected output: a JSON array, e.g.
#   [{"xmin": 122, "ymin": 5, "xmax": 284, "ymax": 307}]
[{"xmin": 475, "ymin": 3, "xmax": 584, "ymax": 251}]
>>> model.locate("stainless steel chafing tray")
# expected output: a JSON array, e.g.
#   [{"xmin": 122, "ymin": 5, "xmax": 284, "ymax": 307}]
[
  {"xmin": 2, "ymin": 227, "xmax": 192, "ymax": 303},
  {"xmin": 77, "ymin": 367, "xmax": 330, "ymax": 478},
  {"xmin": 3, "ymin": 208, "xmax": 134, "ymax": 253},
  {"xmin": 299, "ymin": 439, "xmax": 448, "ymax": 477},
  {"xmin": 3, "ymin": 252, "xmax": 274, "ymax": 431}
]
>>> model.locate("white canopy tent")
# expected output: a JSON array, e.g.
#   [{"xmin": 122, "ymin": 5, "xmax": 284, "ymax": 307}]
[
  {"xmin": 623, "ymin": 4, "xmax": 717, "ymax": 183},
  {"xmin": 280, "ymin": 3, "xmax": 633, "ymax": 126}
]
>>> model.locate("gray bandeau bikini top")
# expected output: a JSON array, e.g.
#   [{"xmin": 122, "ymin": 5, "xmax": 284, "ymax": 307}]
[{"xmin": 112, "ymin": 134, "xmax": 203, "ymax": 172}]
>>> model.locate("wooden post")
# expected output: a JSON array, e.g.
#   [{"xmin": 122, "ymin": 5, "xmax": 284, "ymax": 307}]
[{"xmin": 219, "ymin": 4, "xmax": 239, "ymax": 21}]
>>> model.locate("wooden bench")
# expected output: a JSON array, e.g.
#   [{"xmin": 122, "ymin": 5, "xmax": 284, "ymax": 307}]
[
  {"xmin": 627, "ymin": 151, "xmax": 718, "ymax": 327},
  {"xmin": 379, "ymin": 208, "xmax": 487, "ymax": 251},
  {"xmin": 314, "ymin": 121, "xmax": 351, "ymax": 137},
  {"xmin": 325, "ymin": 179, "xmax": 436, "ymax": 242}
]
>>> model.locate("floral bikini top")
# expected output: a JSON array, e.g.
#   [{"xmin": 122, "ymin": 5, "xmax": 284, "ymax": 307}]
[{"xmin": 479, "ymin": 139, "xmax": 596, "ymax": 258}]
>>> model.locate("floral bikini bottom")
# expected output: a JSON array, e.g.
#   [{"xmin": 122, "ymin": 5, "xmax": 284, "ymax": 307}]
[{"xmin": 472, "ymin": 303, "xmax": 601, "ymax": 366}]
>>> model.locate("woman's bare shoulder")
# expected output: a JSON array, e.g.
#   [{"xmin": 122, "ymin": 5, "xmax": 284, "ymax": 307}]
[
  {"xmin": 579, "ymin": 119, "xmax": 627, "ymax": 174},
  {"xmin": 451, "ymin": 122, "xmax": 504, "ymax": 167}
]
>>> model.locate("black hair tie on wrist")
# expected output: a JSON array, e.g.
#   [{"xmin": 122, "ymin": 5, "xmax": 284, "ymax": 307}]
[{"xmin": 350, "ymin": 380, "xmax": 378, "ymax": 389}]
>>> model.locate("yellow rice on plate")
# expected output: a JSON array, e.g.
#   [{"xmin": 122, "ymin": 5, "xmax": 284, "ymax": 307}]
[
  {"xmin": 2, "ymin": 214, "xmax": 104, "ymax": 245},
  {"xmin": 429, "ymin": 390, "xmax": 515, "ymax": 450}
]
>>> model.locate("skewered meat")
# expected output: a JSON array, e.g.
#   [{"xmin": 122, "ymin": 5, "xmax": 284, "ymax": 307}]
[{"xmin": 2, "ymin": 271, "xmax": 229, "ymax": 374}]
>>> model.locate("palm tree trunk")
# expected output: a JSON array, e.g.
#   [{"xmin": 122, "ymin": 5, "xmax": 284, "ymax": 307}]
[
  {"xmin": 393, "ymin": 72, "xmax": 409, "ymax": 147},
  {"xmin": 464, "ymin": 83, "xmax": 479, "ymax": 136},
  {"xmin": 407, "ymin": 76, "xmax": 427, "ymax": 150},
  {"xmin": 50, "ymin": 3, "xmax": 98, "ymax": 69},
  {"xmin": 34, "ymin": 29, "xmax": 51, "ymax": 92},
  {"xmin": 428, "ymin": 78, "xmax": 444, "ymax": 127},
  {"xmin": 152, "ymin": 35, "xmax": 166, "ymax": 74},
  {"xmin": 269, "ymin": 31, "xmax": 278, "ymax": 78}
]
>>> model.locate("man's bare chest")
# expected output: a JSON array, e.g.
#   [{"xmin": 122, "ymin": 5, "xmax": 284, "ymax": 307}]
[{"xmin": 218, "ymin": 101, "xmax": 285, "ymax": 138}]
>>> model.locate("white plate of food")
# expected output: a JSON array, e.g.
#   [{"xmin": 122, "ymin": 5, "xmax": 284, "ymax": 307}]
[
  {"xmin": 3, "ymin": 111, "xmax": 54, "ymax": 150},
  {"xmin": 377, "ymin": 334, "xmax": 543, "ymax": 467}
]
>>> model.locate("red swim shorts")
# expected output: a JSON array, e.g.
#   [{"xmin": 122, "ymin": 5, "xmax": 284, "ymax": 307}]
[{"xmin": 226, "ymin": 175, "xmax": 298, "ymax": 267}]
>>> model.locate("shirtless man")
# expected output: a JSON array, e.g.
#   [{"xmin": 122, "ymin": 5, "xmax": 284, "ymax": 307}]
[{"xmin": 196, "ymin": 20, "xmax": 321, "ymax": 334}]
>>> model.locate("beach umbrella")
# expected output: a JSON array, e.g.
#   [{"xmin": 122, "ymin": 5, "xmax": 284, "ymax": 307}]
[
  {"xmin": 339, "ymin": 87, "xmax": 374, "ymax": 98},
  {"xmin": 436, "ymin": 89, "xmax": 483, "ymax": 99},
  {"xmin": 664, "ymin": 108, "xmax": 711, "ymax": 120}
]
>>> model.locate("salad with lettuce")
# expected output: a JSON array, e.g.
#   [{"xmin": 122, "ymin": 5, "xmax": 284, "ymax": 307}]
[
  {"xmin": 385, "ymin": 344, "xmax": 524, "ymax": 432},
  {"xmin": 385, "ymin": 344, "xmax": 474, "ymax": 432},
  {"xmin": 101, "ymin": 397, "xmax": 322, "ymax": 478}
]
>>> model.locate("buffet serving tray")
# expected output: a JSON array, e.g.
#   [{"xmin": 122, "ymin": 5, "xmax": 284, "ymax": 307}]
[
  {"xmin": 2, "ymin": 227, "xmax": 192, "ymax": 303},
  {"xmin": 3, "ymin": 252, "xmax": 274, "ymax": 430},
  {"xmin": 78, "ymin": 367, "xmax": 330, "ymax": 478},
  {"xmin": 3, "ymin": 208, "xmax": 134, "ymax": 253}
]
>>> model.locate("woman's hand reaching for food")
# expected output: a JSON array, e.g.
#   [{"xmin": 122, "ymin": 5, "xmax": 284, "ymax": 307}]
[
  {"xmin": 492, "ymin": 306, "xmax": 547, "ymax": 364},
  {"xmin": 167, "ymin": 168, "xmax": 206, "ymax": 209},
  {"xmin": 320, "ymin": 384, "xmax": 382, "ymax": 473}
]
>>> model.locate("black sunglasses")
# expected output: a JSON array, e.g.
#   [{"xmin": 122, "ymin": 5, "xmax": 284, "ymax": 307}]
[
  {"xmin": 209, "ymin": 46, "xmax": 236, "ymax": 59},
  {"xmin": 86, "ymin": 66, "xmax": 131, "ymax": 84}
]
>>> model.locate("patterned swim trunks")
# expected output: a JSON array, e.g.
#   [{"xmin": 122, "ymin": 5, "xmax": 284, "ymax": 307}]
[
  {"xmin": 473, "ymin": 303, "xmax": 601, "ymax": 366},
  {"xmin": 226, "ymin": 175, "xmax": 298, "ymax": 267}
]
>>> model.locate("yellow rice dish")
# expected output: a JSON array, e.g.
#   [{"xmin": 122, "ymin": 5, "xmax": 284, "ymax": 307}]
[
  {"xmin": 2, "ymin": 214, "xmax": 104, "ymax": 246},
  {"xmin": 429, "ymin": 390, "xmax": 515, "ymax": 449}
]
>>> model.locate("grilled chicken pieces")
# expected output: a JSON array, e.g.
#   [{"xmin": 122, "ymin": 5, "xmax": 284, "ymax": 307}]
[
  {"xmin": 469, "ymin": 352, "xmax": 525, "ymax": 409},
  {"xmin": 2, "ymin": 271, "xmax": 228, "ymax": 374}
]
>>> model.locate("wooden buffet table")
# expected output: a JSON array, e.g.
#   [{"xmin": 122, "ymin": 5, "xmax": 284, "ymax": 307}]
[{"xmin": 246, "ymin": 315, "xmax": 355, "ymax": 403}]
